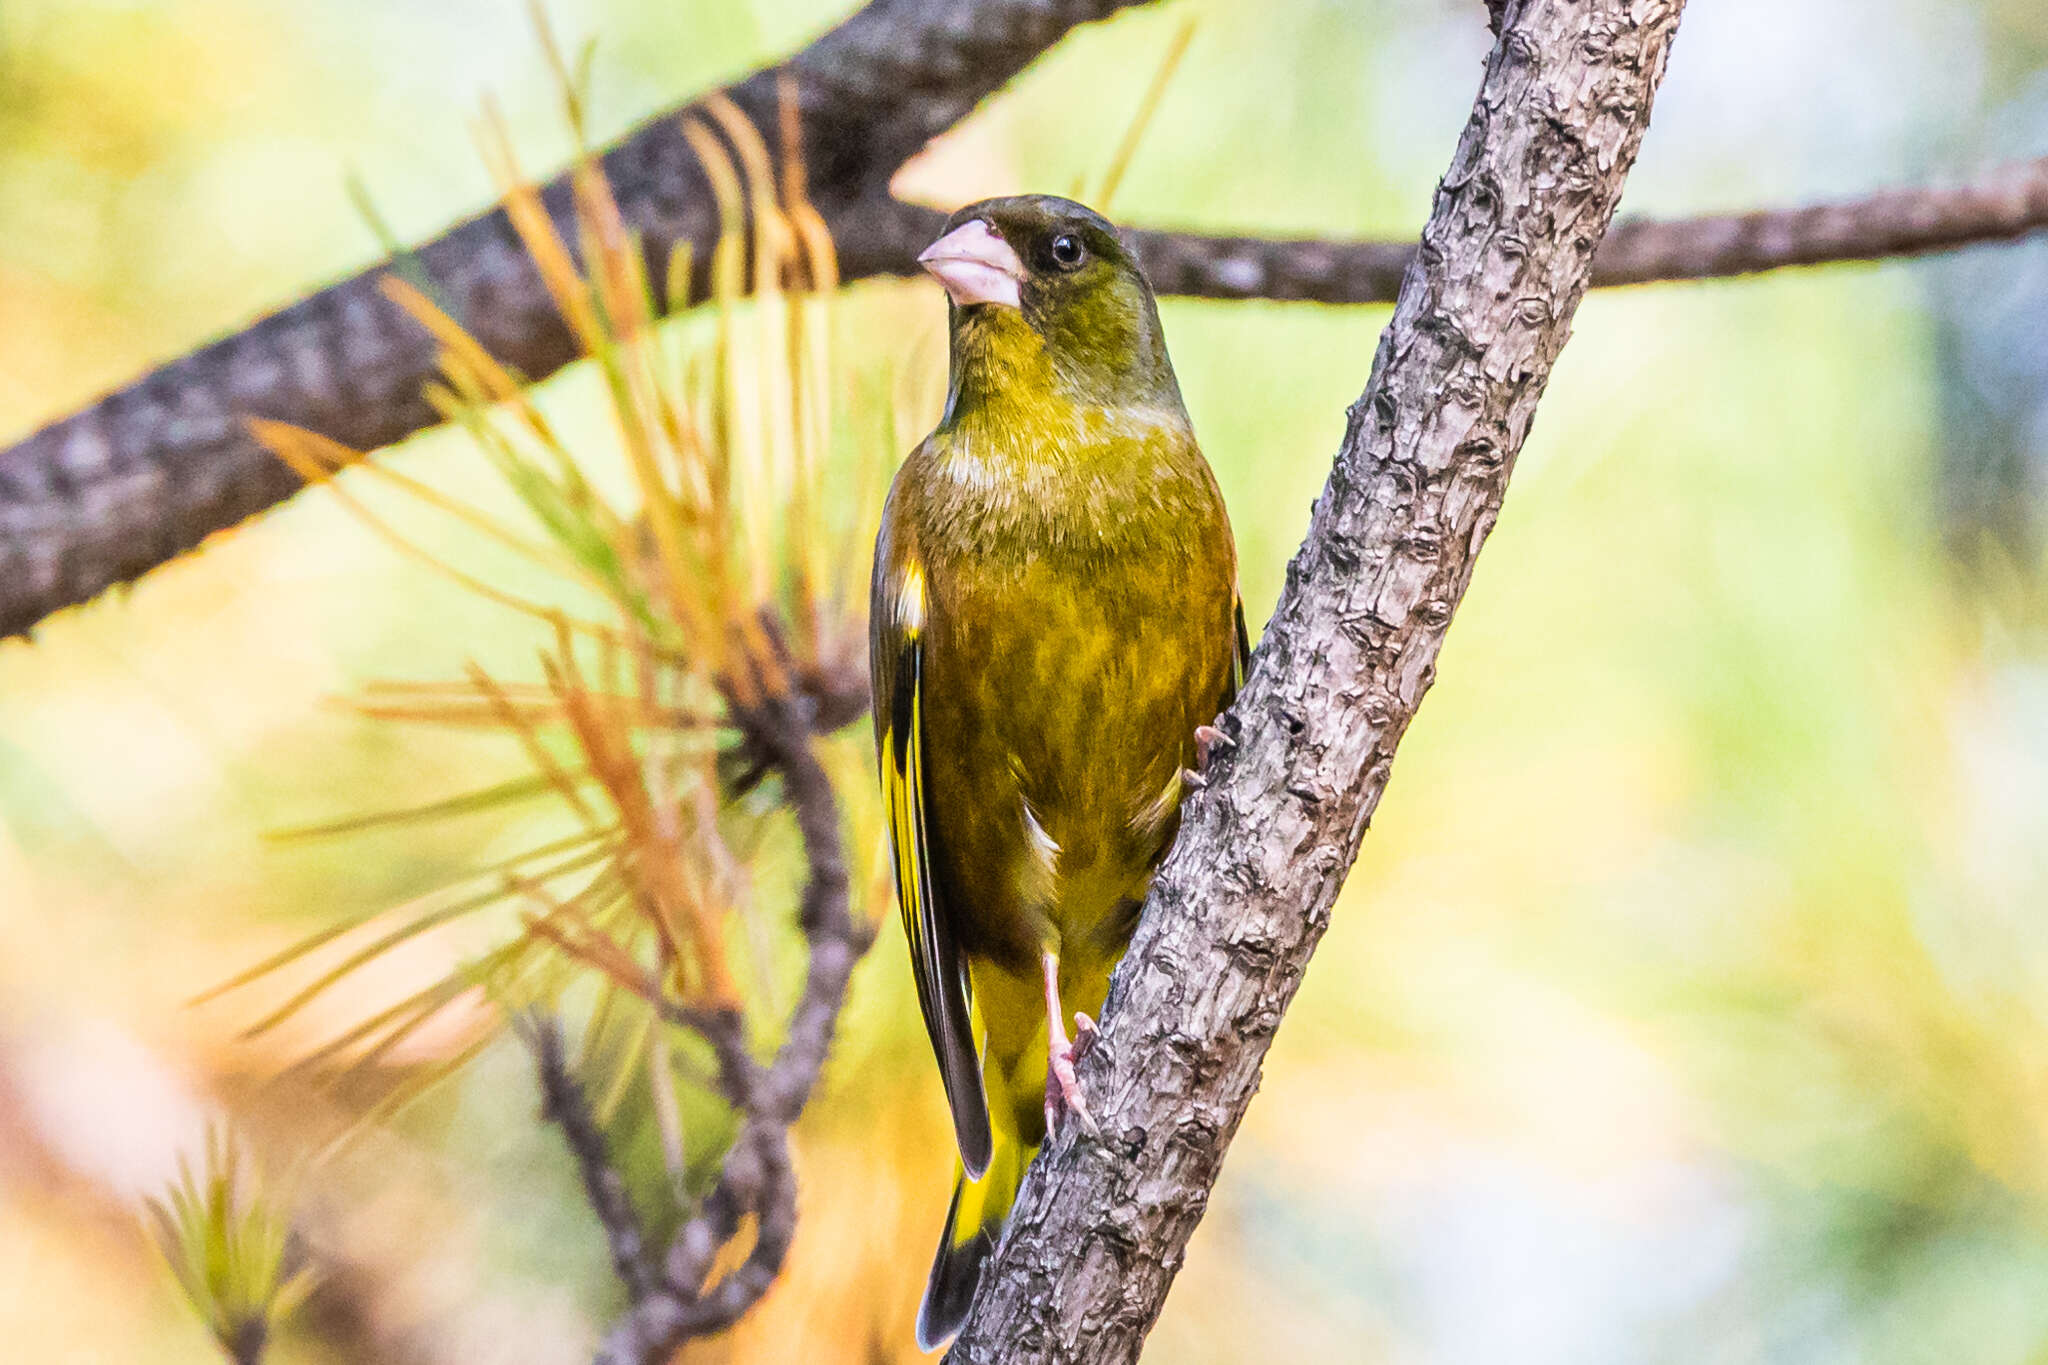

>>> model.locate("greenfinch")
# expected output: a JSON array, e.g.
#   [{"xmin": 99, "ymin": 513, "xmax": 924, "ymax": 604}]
[{"xmin": 871, "ymin": 195, "xmax": 1246, "ymax": 1348}]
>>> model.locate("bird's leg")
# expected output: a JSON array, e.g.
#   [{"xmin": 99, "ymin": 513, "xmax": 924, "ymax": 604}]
[
  {"xmin": 1042, "ymin": 949, "xmax": 1100, "ymax": 1139},
  {"xmin": 1184, "ymin": 722, "xmax": 1235, "ymax": 790}
]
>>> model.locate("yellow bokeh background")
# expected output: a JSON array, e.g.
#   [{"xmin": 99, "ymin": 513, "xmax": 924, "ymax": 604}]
[{"xmin": 5, "ymin": 0, "xmax": 2048, "ymax": 1361}]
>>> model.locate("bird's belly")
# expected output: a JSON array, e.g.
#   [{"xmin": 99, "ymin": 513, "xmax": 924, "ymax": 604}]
[{"xmin": 920, "ymin": 552, "xmax": 1232, "ymax": 971}]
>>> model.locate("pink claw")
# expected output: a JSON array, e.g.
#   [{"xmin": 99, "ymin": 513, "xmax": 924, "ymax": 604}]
[{"xmin": 1071, "ymin": 1012, "xmax": 1099, "ymax": 1061}]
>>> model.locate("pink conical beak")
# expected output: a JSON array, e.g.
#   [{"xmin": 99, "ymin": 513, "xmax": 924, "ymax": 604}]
[{"xmin": 918, "ymin": 219, "xmax": 1025, "ymax": 309}]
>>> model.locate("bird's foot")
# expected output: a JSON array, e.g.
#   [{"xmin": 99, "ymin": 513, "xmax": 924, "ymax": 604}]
[
  {"xmin": 1044, "ymin": 1023, "xmax": 1101, "ymax": 1140},
  {"xmin": 1185, "ymin": 723, "xmax": 1235, "ymax": 789}
]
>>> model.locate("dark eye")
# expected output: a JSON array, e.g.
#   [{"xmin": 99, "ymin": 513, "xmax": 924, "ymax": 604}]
[{"xmin": 1048, "ymin": 233, "xmax": 1086, "ymax": 270}]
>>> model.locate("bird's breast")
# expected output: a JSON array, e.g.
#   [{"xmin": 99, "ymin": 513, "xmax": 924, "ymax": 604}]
[{"xmin": 911, "ymin": 453, "xmax": 1235, "ymax": 969}]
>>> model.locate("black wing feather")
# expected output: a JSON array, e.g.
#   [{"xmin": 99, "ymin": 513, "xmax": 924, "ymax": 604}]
[
  {"xmin": 1230, "ymin": 593, "xmax": 1253, "ymax": 700},
  {"xmin": 874, "ymin": 561, "xmax": 993, "ymax": 1177}
]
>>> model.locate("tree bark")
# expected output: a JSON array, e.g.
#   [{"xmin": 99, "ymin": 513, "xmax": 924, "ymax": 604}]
[{"xmin": 944, "ymin": 0, "xmax": 1686, "ymax": 1359}]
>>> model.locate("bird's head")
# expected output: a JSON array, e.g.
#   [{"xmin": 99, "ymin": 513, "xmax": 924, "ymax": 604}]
[{"xmin": 920, "ymin": 195, "xmax": 1181, "ymax": 417}]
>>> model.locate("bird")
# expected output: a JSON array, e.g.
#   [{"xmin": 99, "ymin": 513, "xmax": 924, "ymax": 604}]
[{"xmin": 870, "ymin": 194, "xmax": 1247, "ymax": 1349}]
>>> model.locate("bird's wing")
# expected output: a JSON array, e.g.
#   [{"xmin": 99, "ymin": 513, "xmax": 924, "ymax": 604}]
[{"xmin": 873, "ymin": 548, "xmax": 994, "ymax": 1178}]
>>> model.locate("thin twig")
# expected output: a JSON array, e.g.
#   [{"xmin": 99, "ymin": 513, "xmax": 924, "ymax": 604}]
[
  {"xmin": 521, "ymin": 1014, "xmax": 661, "ymax": 1304},
  {"xmin": 228, "ymin": 1321, "xmax": 269, "ymax": 1365},
  {"xmin": 534, "ymin": 637, "xmax": 872, "ymax": 1365},
  {"xmin": 1120, "ymin": 154, "xmax": 2048, "ymax": 302}
]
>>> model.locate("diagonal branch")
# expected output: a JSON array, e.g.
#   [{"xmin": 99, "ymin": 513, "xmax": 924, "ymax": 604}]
[
  {"xmin": 0, "ymin": 0, "xmax": 1155, "ymax": 641},
  {"xmin": 523, "ymin": 1014, "xmax": 663, "ymax": 1305},
  {"xmin": 944, "ymin": 0, "xmax": 1688, "ymax": 1358}
]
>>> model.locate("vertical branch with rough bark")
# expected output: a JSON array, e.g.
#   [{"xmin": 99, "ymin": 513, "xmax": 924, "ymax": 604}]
[{"xmin": 947, "ymin": 1, "xmax": 1688, "ymax": 1359}]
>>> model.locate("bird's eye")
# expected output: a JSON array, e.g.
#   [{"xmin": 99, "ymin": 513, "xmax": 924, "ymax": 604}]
[{"xmin": 1048, "ymin": 233, "xmax": 1086, "ymax": 270}]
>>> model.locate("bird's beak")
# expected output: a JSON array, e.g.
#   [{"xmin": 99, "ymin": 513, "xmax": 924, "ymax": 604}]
[{"xmin": 918, "ymin": 219, "xmax": 1025, "ymax": 309}]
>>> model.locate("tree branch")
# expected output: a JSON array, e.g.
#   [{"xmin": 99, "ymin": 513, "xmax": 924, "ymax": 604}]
[
  {"xmin": 945, "ymin": 0, "xmax": 1687, "ymax": 1358},
  {"xmin": 1121, "ymin": 153, "xmax": 2048, "ymax": 303},
  {"xmin": 523, "ymin": 1015, "xmax": 663, "ymax": 1305},
  {"xmin": 0, "ymin": 0, "xmax": 1152, "ymax": 641},
  {"xmin": 528, "ymin": 660, "xmax": 874, "ymax": 1365},
  {"xmin": 815, "ymin": 149, "xmax": 2048, "ymax": 310}
]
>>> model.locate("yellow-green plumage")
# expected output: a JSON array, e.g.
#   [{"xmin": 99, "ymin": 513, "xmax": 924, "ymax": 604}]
[{"xmin": 872, "ymin": 196, "xmax": 1242, "ymax": 1348}]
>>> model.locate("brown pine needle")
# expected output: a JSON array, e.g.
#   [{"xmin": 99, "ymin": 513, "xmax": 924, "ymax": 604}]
[
  {"xmin": 465, "ymin": 661, "xmax": 607, "ymax": 832},
  {"xmin": 523, "ymin": 913, "xmax": 661, "ymax": 1009},
  {"xmin": 239, "ymin": 875, "xmax": 552, "ymax": 1041},
  {"xmin": 215, "ymin": 839, "xmax": 617, "ymax": 1029},
  {"xmin": 339, "ymin": 689, "xmax": 719, "ymax": 732},
  {"xmin": 285, "ymin": 974, "xmax": 480, "ymax": 1079},
  {"xmin": 528, "ymin": 0, "xmax": 591, "ymax": 147},
  {"xmin": 702, "ymin": 92, "xmax": 796, "ymax": 294},
  {"xmin": 294, "ymin": 415, "xmax": 589, "ymax": 583},
  {"xmin": 478, "ymin": 107, "xmax": 606, "ymax": 355},
  {"xmin": 249, "ymin": 72, "xmax": 889, "ymax": 1188},
  {"xmin": 310, "ymin": 1033, "xmax": 498, "ymax": 1166}
]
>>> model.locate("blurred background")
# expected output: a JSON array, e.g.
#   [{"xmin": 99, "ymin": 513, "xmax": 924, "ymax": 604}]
[{"xmin": 5, "ymin": 0, "xmax": 2048, "ymax": 1360}]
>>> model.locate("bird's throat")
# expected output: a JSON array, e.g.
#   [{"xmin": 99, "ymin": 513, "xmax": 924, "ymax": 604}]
[{"xmin": 941, "ymin": 306, "xmax": 1061, "ymax": 432}]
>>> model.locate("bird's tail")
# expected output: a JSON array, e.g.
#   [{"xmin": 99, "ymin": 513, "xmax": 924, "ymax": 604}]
[{"xmin": 917, "ymin": 1128, "xmax": 1028, "ymax": 1350}]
